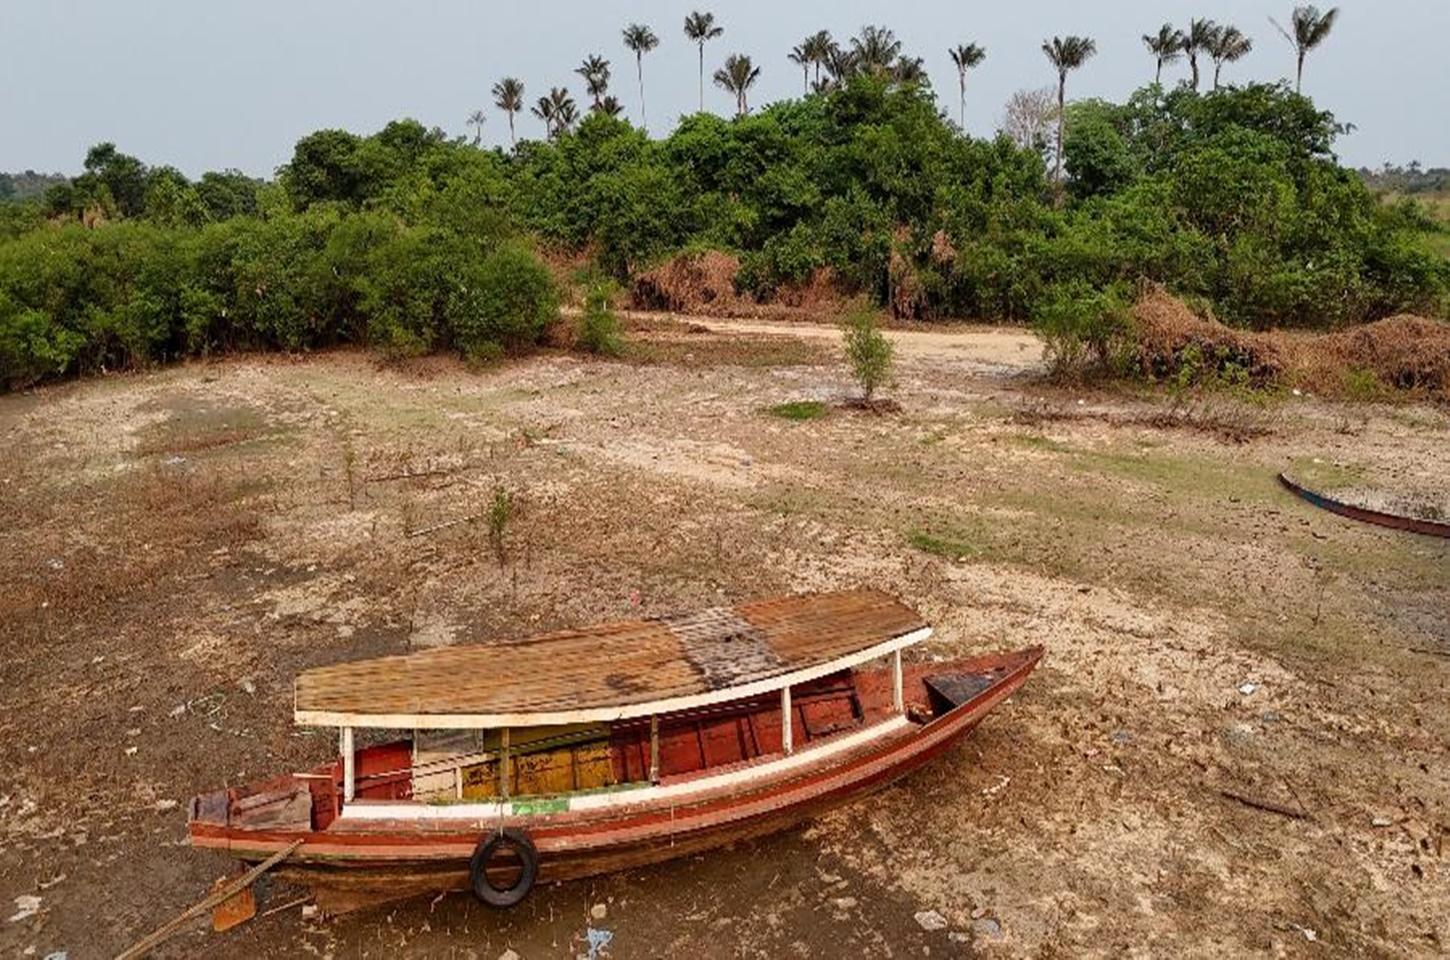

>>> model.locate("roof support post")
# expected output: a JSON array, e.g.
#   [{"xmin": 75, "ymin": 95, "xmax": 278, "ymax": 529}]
[
  {"xmin": 892, "ymin": 649, "xmax": 904, "ymax": 715},
  {"xmin": 341, "ymin": 726, "xmax": 355, "ymax": 803},
  {"xmin": 499, "ymin": 728, "xmax": 511, "ymax": 800},
  {"xmin": 648, "ymin": 715, "xmax": 660, "ymax": 784},
  {"xmin": 781, "ymin": 686, "xmax": 793, "ymax": 756}
]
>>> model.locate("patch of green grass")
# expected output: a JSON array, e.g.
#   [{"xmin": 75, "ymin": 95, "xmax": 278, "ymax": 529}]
[
  {"xmin": 907, "ymin": 528, "xmax": 980, "ymax": 560},
  {"xmin": 1010, "ymin": 433, "xmax": 1071, "ymax": 453},
  {"xmin": 1065, "ymin": 446, "xmax": 1277, "ymax": 503},
  {"xmin": 1287, "ymin": 456, "xmax": 1365, "ymax": 492},
  {"xmin": 1341, "ymin": 368, "xmax": 1385, "ymax": 402},
  {"xmin": 766, "ymin": 400, "xmax": 827, "ymax": 422}
]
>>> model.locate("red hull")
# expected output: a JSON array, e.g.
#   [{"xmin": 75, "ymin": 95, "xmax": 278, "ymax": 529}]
[{"xmin": 190, "ymin": 648, "xmax": 1042, "ymax": 912}]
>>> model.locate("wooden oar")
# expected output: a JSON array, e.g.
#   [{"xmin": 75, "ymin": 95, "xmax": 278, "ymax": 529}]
[{"xmin": 114, "ymin": 839, "xmax": 304, "ymax": 960}]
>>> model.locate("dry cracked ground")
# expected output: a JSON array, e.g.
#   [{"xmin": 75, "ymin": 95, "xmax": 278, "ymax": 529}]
[{"xmin": 1, "ymin": 316, "xmax": 1447, "ymax": 959}]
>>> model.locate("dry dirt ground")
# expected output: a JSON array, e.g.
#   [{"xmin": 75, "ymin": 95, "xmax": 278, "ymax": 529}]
[{"xmin": 1, "ymin": 315, "xmax": 1447, "ymax": 959}]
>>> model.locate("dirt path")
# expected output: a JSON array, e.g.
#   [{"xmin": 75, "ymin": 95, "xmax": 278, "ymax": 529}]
[
  {"xmin": 663, "ymin": 313, "xmax": 1046, "ymax": 372},
  {"xmin": 1, "ymin": 323, "xmax": 1447, "ymax": 958}
]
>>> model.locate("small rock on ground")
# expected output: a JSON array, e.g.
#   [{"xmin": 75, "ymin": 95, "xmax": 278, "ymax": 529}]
[{"xmin": 914, "ymin": 909, "xmax": 948, "ymax": 931}]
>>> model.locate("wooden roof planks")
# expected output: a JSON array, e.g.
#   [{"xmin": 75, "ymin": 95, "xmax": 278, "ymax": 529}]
[{"xmin": 294, "ymin": 589, "xmax": 929, "ymax": 729}]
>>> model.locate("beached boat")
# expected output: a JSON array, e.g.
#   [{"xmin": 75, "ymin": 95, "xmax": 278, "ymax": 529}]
[{"xmin": 188, "ymin": 589, "xmax": 1042, "ymax": 913}]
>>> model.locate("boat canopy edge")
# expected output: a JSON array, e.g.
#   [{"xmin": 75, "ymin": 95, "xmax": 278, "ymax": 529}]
[{"xmin": 295, "ymin": 626, "xmax": 931, "ymax": 730}]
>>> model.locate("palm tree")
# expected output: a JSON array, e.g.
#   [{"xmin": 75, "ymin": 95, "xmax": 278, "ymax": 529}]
[
  {"xmin": 622, "ymin": 23, "xmax": 660, "ymax": 130},
  {"xmin": 789, "ymin": 44, "xmax": 810, "ymax": 95},
  {"xmin": 948, "ymin": 43, "xmax": 987, "ymax": 129},
  {"xmin": 802, "ymin": 30, "xmax": 834, "ymax": 89},
  {"xmin": 1041, "ymin": 35, "xmax": 1097, "ymax": 182},
  {"xmin": 1208, "ymin": 26, "xmax": 1253, "ymax": 90},
  {"xmin": 892, "ymin": 56, "xmax": 927, "ymax": 86},
  {"xmin": 531, "ymin": 87, "xmax": 577, "ymax": 139},
  {"xmin": 1183, "ymin": 18, "xmax": 1219, "ymax": 90},
  {"xmin": 492, "ymin": 78, "xmax": 525, "ymax": 147},
  {"xmin": 713, "ymin": 53, "xmax": 761, "ymax": 118},
  {"xmin": 1272, "ymin": 5, "xmax": 1340, "ymax": 92},
  {"xmin": 683, "ymin": 11, "xmax": 724, "ymax": 112},
  {"xmin": 851, "ymin": 25, "xmax": 902, "ymax": 75},
  {"xmin": 556, "ymin": 97, "xmax": 580, "ymax": 135},
  {"xmin": 1142, "ymin": 23, "xmax": 1185, "ymax": 85},
  {"xmin": 531, "ymin": 95, "xmax": 556, "ymax": 139},
  {"xmin": 818, "ymin": 44, "xmax": 859, "ymax": 92},
  {"xmin": 466, "ymin": 109, "xmax": 486, "ymax": 146},
  {"xmin": 576, "ymin": 55, "xmax": 612, "ymax": 108},
  {"xmin": 594, "ymin": 95, "xmax": 625, "ymax": 118}
]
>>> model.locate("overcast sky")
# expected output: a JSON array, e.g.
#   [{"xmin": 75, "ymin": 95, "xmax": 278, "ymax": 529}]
[{"xmin": 2, "ymin": 1, "xmax": 1444, "ymax": 178}]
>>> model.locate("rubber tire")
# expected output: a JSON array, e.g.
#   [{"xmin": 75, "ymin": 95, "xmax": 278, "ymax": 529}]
[{"xmin": 469, "ymin": 828, "xmax": 538, "ymax": 908}]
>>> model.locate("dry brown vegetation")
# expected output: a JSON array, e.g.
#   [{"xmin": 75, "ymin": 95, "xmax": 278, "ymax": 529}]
[
  {"xmin": 630, "ymin": 250, "xmax": 848, "ymax": 319},
  {"xmin": 631, "ymin": 249, "xmax": 746, "ymax": 314},
  {"xmin": 1132, "ymin": 287, "xmax": 1450, "ymax": 399},
  {"xmin": 2, "ymin": 319, "xmax": 1448, "ymax": 958}
]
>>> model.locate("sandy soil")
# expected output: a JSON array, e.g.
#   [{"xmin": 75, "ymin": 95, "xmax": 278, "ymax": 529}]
[{"xmin": 1, "ymin": 318, "xmax": 1447, "ymax": 959}]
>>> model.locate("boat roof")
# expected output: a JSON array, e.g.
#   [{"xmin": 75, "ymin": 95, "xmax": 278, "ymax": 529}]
[{"xmin": 293, "ymin": 589, "xmax": 929, "ymax": 729}]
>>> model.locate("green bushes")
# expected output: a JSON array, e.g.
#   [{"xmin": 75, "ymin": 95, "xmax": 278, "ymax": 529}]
[
  {"xmin": 1033, "ymin": 281, "xmax": 1134, "ymax": 379},
  {"xmin": 577, "ymin": 280, "xmax": 624, "ymax": 356},
  {"xmin": 452, "ymin": 244, "xmax": 559, "ymax": 360},
  {"xmin": 0, "ymin": 206, "xmax": 559, "ymax": 388}
]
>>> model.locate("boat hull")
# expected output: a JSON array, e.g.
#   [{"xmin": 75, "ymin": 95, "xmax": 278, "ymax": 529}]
[{"xmin": 191, "ymin": 647, "xmax": 1042, "ymax": 913}]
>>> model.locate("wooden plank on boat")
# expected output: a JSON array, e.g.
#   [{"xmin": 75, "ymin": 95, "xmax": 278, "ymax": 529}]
[{"xmin": 294, "ymin": 589, "xmax": 929, "ymax": 729}]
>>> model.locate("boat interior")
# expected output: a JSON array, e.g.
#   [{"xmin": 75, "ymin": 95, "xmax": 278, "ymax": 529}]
[{"xmin": 193, "ymin": 652, "xmax": 1031, "ymax": 834}]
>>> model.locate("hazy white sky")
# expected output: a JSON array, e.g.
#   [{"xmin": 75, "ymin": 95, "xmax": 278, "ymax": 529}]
[{"xmin": 2, "ymin": 1, "xmax": 1444, "ymax": 177}]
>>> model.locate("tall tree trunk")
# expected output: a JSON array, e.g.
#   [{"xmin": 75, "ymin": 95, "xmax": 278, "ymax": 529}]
[
  {"xmin": 959, "ymin": 72, "xmax": 966, "ymax": 128},
  {"xmin": 1054, "ymin": 72, "xmax": 1066, "ymax": 183},
  {"xmin": 698, "ymin": 44, "xmax": 704, "ymax": 112},
  {"xmin": 802, "ymin": 64, "xmax": 808, "ymax": 95},
  {"xmin": 637, "ymin": 55, "xmax": 647, "ymax": 131},
  {"xmin": 1296, "ymin": 51, "xmax": 1305, "ymax": 92},
  {"xmin": 1190, "ymin": 55, "xmax": 1199, "ymax": 90},
  {"xmin": 1214, "ymin": 62, "xmax": 1222, "ymax": 90},
  {"xmin": 1155, "ymin": 58, "xmax": 1162, "ymax": 85},
  {"xmin": 508, "ymin": 112, "xmax": 516, "ymax": 147}
]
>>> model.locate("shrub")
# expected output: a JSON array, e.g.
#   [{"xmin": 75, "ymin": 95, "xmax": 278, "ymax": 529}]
[
  {"xmin": 487, "ymin": 484, "xmax": 511, "ymax": 567},
  {"xmin": 840, "ymin": 302, "xmax": 895, "ymax": 400},
  {"xmin": 1034, "ymin": 280, "xmax": 1134, "ymax": 379},
  {"xmin": 577, "ymin": 280, "xmax": 623, "ymax": 356},
  {"xmin": 449, "ymin": 244, "xmax": 559, "ymax": 361}
]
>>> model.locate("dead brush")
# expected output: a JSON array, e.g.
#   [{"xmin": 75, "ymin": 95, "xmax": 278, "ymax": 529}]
[{"xmin": 1141, "ymin": 390, "xmax": 1280, "ymax": 444}]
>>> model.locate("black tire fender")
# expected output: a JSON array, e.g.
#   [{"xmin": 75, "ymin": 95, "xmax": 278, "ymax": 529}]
[{"xmin": 469, "ymin": 827, "xmax": 538, "ymax": 908}]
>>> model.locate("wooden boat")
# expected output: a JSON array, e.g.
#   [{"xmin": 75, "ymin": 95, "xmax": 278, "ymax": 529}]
[
  {"xmin": 188, "ymin": 589, "xmax": 1043, "ymax": 913},
  {"xmin": 1278, "ymin": 472, "xmax": 1450, "ymax": 539}
]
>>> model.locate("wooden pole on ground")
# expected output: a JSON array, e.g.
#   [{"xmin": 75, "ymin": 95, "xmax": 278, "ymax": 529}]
[{"xmin": 114, "ymin": 839, "xmax": 305, "ymax": 960}]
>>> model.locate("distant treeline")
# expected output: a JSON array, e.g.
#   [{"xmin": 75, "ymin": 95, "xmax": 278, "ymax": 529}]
[
  {"xmin": 1358, "ymin": 164, "xmax": 1450, "ymax": 196},
  {"xmin": 0, "ymin": 171, "xmax": 68, "ymax": 202},
  {"xmin": 1, "ymin": 76, "xmax": 1447, "ymax": 391}
]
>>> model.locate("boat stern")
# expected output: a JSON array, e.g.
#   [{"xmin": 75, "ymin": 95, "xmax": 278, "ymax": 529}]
[{"xmin": 187, "ymin": 772, "xmax": 328, "ymax": 853}]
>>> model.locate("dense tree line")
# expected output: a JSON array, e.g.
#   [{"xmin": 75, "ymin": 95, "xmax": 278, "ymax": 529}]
[{"xmin": 1, "ymin": 12, "xmax": 1446, "ymax": 391}]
